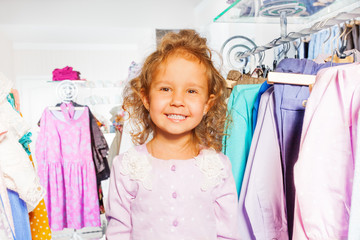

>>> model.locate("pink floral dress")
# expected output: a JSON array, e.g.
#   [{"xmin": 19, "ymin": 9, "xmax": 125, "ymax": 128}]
[{"xmin": 35, "ymin": 102, "xmax": 100, "ymax": 231}]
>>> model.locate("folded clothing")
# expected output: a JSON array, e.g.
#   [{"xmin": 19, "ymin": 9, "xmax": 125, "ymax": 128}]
[{"xmin": 52, "ymin": 66, "xmax": 81, "ymax": 81}]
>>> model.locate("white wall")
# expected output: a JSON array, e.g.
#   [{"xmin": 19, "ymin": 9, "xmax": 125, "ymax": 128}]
[
  {"xmin": 0, "ymin": 31, "xmax": 14, "ymax": 81},
  {"xmin": 1, "ymin": 0, "xmax": 305, "ymax": 154}
]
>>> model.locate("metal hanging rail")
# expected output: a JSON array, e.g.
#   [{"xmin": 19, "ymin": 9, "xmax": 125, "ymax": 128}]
[{"xmin": 236, "ymin": 6, "xmax": 360, "ymax": 60}]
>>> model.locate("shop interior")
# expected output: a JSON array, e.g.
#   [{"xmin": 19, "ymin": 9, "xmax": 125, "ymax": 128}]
[{"xmin": 1, "ymin": 0, "xmax": 360, "ymax": 239}]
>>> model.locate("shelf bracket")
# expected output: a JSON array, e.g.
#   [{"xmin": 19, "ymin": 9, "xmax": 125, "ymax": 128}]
[{"xmin": 280, "ymin": 11, "xmax": 287, "ymax": 39}]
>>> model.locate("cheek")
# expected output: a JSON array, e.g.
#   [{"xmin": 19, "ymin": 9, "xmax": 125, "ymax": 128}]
[
  {"xmin": 188, "ymin": 100, "xmax": 207, "ymax": 113},
  {"xmin": 149, "ymin": 95, "xmax": 168, "ymax": 110}
]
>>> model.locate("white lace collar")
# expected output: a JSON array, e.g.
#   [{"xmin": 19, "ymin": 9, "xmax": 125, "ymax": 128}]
[
  {"xmin": 120, "ymin": 147, "xmax": 153, "ymax": 190},
  {"xmin": 119, "ymin": 146, "xmax": 227, "ymax": 191},
  {"xmin": 194, "ymin": 148, "xmax": 228, "ymax": 191}
]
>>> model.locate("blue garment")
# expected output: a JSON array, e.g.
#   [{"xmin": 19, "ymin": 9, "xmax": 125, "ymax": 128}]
[
  {"xmin": 252, "ymin": 81, "xmax": 271, "ymax": 132},
  {"xmin": 8, "ymin": 190, "xmax": 31, "ymax": 240},
  {"xmin": 223, "ymin": 84, "xmax": 262, "ymax": 197},
  {"xmin": 273, "ymin": 84, "xmax": 309, "ymax": 240},
  {"xmin": 0, "ymin": 195, "xmax": 16, "ymax": 240},
  {"xmin": 308, "ymin": 25, "xmax": 340, "ymax": 60},
  {"xmin": 275, "ymin": 58, "xmax": 345, "ymax": 74}
]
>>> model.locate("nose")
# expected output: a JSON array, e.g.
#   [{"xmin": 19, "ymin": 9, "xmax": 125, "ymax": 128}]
[{"xmin": 170, "ymin": 91, "xmax": 185, "ymax": 107}]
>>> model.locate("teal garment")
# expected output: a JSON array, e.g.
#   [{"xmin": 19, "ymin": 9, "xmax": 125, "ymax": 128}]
[
  {"xmin": 223, "ymin": 84, "xmax": 262, "ymax": 197},
  {"xmin": 6, "ymin": 93, "xmax": 16, "ymax": 112},
  {"xmin": 7, "ymin": 93, "xmax": 32, "ymax": 155},
  {"xmin": 19, "ymin": 132, "xmax": 32, "ymax": 156}
]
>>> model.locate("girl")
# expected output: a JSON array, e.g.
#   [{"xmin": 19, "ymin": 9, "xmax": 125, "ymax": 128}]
[{"xmin": 106, "ymin": 29, "xmax": 240, "ymax": 240}]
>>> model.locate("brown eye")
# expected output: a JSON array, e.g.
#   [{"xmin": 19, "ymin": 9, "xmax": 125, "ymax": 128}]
[
  {"xmin": 188, "ymin": 89, "xmax": 197, "ymax": 94},
  {"xmin": 160, "ymin": 87, "xmax": 170, "ymax": 92}
]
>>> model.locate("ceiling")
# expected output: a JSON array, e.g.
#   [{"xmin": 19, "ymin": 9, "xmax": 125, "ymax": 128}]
[{"xmin": 0, "ymin": 0, "xmax": 211, "ymax": 44}]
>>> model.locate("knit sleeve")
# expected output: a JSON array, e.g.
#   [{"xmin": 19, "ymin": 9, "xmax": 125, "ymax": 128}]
[
  {"xmin": 212, "ymin": 153, "xmax": 241, "ymax": 240},
  {"xmin": 106, "ymin": 154, "xmax": 139, "ymax": 240}
]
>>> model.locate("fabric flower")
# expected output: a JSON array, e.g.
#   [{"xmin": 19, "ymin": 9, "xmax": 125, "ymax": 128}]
[
  {"xmin": 195, "ymin": 149, "xmax": 227, "ymax": 191},
  {"xmin": 120, "ymin": 148, "xmax": 152, "ymax": 190}
]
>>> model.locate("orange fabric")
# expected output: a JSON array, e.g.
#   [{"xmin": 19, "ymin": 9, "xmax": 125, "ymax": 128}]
[
  {"xmin": 10, "ymin": 88, "xmax": 20, "ymax": 112},
  {"xmin": 29, "ymin": 200, "xmax": 52, "ymax": 240}
]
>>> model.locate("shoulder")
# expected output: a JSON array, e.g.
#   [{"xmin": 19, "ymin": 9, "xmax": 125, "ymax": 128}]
[
  {"xmin": 198, "ymin": 148, "xmax": 232, "ymax": 170},
  {"xmin": 195, "ymin": 148, "xmax": 231, "ymax": 191},
  {"xmin": 113, "ymin": 144, "xmax": 147, "ymax": 163},
  {"xmin": 112, "ymin": 144, "xmax": 152, "ymax": 190}
]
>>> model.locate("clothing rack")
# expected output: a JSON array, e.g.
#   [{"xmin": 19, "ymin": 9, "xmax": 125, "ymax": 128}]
[{"xmin": 236, "ymin": 6, "xmax": 360, "ymax": 60}]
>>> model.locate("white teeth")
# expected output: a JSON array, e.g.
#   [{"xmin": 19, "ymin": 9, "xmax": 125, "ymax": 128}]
[{"xmin": 167, "ymin": 114, "xmax": 186, "ymax": 120}]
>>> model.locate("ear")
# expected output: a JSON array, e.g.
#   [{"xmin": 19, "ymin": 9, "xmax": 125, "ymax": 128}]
[
  {"xmin": 204, "ymin": 94, "xmax": 215, "ymax": 114},
  {"xmin": 140, "ymin": 88, "xmax": 150, "ymax": 111}
]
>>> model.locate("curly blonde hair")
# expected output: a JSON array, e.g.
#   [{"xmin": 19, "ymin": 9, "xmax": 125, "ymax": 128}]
[{"xmin": 122, "ymin": 29, "xmax": 229, "ymax": 151}]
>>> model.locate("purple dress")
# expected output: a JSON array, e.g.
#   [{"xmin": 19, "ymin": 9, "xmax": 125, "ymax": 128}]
[{"xmin": 35, "ymin": 102, "xmax": 100, "ymax": 231}]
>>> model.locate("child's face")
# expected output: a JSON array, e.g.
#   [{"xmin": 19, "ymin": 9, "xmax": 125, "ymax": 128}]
[{"xmin": 142, "ymin": 56, "xmax": 214, "ymax": 140}]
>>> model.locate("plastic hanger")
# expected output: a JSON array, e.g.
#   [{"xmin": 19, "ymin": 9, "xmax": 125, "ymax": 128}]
[
  {"xmin": 337, "ymin": 26, "xmax": 353, "ymax": 58},
  {"xmin": 327, "ymin": 24, "xmax": 342, "ymax": 56},
  {"xmin": 283, "ymin": 42, "xmax": 290, "ymax": 59},
  {"xmin": 293, "ymin": 39, "xmax": 301, "ymax": 59},
  {"xmin": 321, "ymin": 28, "xmax": 332, "ymax": 54},
  {"xmin": 328, "ymin": 24, "xmax": 354, "ymax": 64},
  {"xmin": 48, "ymin": 106, "xmax": 84, "ymax": 111}
]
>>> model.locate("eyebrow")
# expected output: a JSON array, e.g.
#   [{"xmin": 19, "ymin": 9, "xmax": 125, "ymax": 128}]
[{"xmin": 152, "ymin": 81, "xmax": 206, "ymax": 89}]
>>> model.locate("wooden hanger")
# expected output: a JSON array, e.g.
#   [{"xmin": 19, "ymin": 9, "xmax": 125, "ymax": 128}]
[
  {"xmin": 267, "ymin": 72, "xmax": 316, "ymax": 86},
  {"xmin": 226, "ymin": 70, "xmax": 241, "ymax": 89}
]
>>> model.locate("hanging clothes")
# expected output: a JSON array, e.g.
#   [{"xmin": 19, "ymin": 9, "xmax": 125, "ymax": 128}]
[
  {"xmin": 35, "ymin": 102, "xmax": 100, "ymax": 231},
  {"xmin": 344, "ymin": 22, "xmax": 360, "ymax": 51},
  {"xmin": 0, "ymin": 128, "xmax": 15, "ymax": 240},
  {"xmin": 7, "ymin": 92, "xmax": 52, "ymax": 240},
  {"xmin": 252, "ymin": 81, "xmax": 271, "ymax": 132},
  {"xmin": 273, "ymin": 84, "xmax": 309, "ymax": 239},
  {"xmin": 307, "ymin": 26, "xmax": 340, "ymax": 60},
  {"xmin": 54, "ymin": 101, "xmax": 110, "ymax": 214},
  {"xmin": 108, "ymin": 105, "xmax": 125, "ymax": 168},
  {"xmin": 108, "ymin": 130, "xmax": 123, "ymax": 168},
  {"xmin": 293, "ymin": 63, "xmax": 360, "ymax": 239},
  {"xmin": 0, "ymin": 87, "xmax": 45, "ymax": 213},
  {"xmin": 273, "ymin": 57, "xmax": 349, "ymax": 239},
  {"xmin": 348, "ymin": 111, "xmax": 360, "ymax": 240},
  {"xmin": 222, "ymin": 84, "xmax": 262, "ymax": 197},
  {"xmin": 0, "ymin": 194, "xmax": 14, "ymax": 240},
  {"xmin": 238, "ymin": 87, "xmax": 288, "ymax": 240},
  {"xmin": 55, "ymin": 101, "xmax": 110, "ymax": 182},
  {"xmin": 8, "ymin": 190, "xmax": 31, "ymax": 240}
]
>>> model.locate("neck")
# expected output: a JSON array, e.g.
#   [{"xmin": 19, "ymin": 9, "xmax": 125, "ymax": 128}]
[{"xmin": 147, "ymin": 134, "xmax": 199, "ymax": 160}]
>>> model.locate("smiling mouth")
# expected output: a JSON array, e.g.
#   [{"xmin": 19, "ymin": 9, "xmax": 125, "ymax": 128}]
[{"xmin": 166, "ymin": 114, "xmax": 187, "ymax": 120}]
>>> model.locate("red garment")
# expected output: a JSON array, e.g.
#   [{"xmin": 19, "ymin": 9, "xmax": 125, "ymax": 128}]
[{"xmin": 52, "ymin": 66, "xmax": 80, "ymax": 81}]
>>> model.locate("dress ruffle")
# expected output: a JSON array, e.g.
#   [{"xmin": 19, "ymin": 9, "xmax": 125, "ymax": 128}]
[{"xmin": 42, "ymin": 161, "xmax": 100, "ymax": 230}]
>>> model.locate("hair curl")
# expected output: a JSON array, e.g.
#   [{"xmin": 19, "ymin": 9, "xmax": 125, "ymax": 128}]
[{"xmin": 122, "ymin": 29, "xmax": 229, "ymax": 151}]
